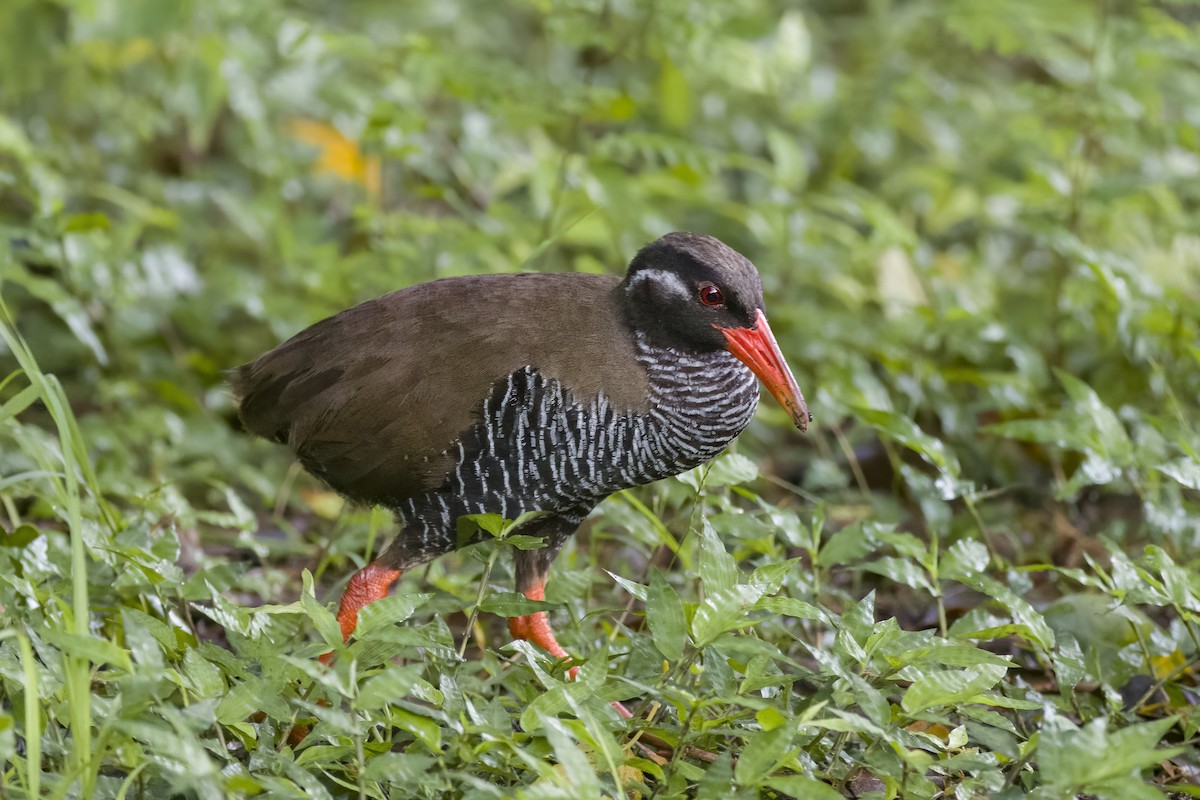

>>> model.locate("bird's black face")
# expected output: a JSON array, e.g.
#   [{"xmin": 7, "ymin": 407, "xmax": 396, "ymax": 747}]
[
  {"xmin": 621, "ymin": 232, "xmax": 764, "ymax": 352},
  {"xmin": 621, "ymin": 232, "xmax": 811, "ymax": 431}
]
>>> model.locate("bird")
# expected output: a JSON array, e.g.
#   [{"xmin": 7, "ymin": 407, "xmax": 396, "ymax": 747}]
[{"xmin": 232, "ymin": 232, "xmax": 809, "ymax": 686}]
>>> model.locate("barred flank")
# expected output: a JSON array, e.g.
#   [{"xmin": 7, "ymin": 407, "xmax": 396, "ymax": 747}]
[{"xmin": 391, "ymin": 334, "xmax": 759, "ymax": 562}]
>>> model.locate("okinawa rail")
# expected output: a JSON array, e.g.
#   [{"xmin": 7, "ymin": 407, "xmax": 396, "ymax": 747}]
[{"xmin": 233, "ymin": 232, "xmax": 810, "ymax": 683}]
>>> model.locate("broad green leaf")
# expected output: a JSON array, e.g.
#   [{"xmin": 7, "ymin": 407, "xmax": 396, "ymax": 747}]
[
  {"xmin": 539, "ymin": 714, "xmax": 601, "ymax": 796},
  {"xmin": 756, "ymin": 596, "xmax": 822, "ymax": 620},
  {"xmin": 1157, "ymin": 458, "xmax": 1200, "ymax": 490},
  {"xmin": 606, "ymin": 570, "xmax": 648, "ymax": 602},
  {"xmin": 704, "ymin": 452, "xmax": 759, "ymax": 487},
  {"xmin": 0, "ymin": 524, "xmax": 41, "ymax": 548},
  {"xmin": 1040, "ymin": 710, "xmax": 1183, "ymax": 796},
  {"xmin": 1052, "ymin": 633, "xmax": 1086, "ymax": 692},
  {"xmin": 901, "ymin": 663, "xmax": 1009, "ymax": 713},
  {"xmin": 302, "ymin": 575, "xmax": 343, "ymax": 649},
  {"xmin": 362, "ymin": 753, "xmax": 439, "ymax": 783},
  {"xmin": 699, "ymin": 519, "xmax": 737, "ymax": 593},
  {"xmin": 458, "ymin": 513, "xmax": 505, "ymax": 537},
  {"xmin": 646, "ymin": 570, "xmax": 687, "ymax": 661},
  {"xmin": 953, "ymin": 573, "xmax": 1055, "ymax": 650},
  {"xmin": 893, "ymin": 644, "xmax": 1013, "ymax": 670},
  {"xmin": 43, "ymin": 631, "xmax": 132, "ymax": 672},
  {"xmin": 479, "ymin": 592, "xmax": 557, "ymax": 617},
  {"xmin": 860, "ymin": 556, "xmax": 935, "ymax": 594},
  {"xmin": 692, "ymin": 585, "xmax": 762, "ymax": 646},
  {"xmin": 356, "ymin": 665, "xmax": 422, "ymax": 711},
  {"xmin": 734, "ymin": 722, "xmax": 796, "ymax": 787},
  {"xmin": 504, "ymin": 534, "xmax": 547, "ymax": 550},
  {"xmin": 841, "ymin": 591, "xmax": 877, "ymax": 644},
  {"xmin": 852, "ymin": 406, "xmax": 960, "ymax": 478},
  {"xmin": 942, "ymin": 539, "xmax": 991, "ymax": 579},
  {"xmin": 763, "ymin": 775, "xmax": 843, "ymax": 799},
  {"xmin": 749, "ymin": 558, "xmax": 800, "ymax": 595},
  {"xmin": 816, "ymin": 522, "xmax": 879, "ymax": 568},
  {"xmin": 182, "ymin": 649, "xmax": 224, "ymax": 698},
  {"xmin": 1055, "ymin": 370, "xmax": 1133, "ymax": 464},
  {"xmin": 357, "ymin": 593, "xmax": 429, "ymax": 633},
  {"xmin": 391, "ymin": 707, "xmax": 442, "ymax": 752},
  {"xmin": 216, "ymin": 678, "xmax": 288, "ymax": 724}
]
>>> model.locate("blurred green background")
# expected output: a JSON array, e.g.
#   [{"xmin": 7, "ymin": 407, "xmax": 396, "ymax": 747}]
[{"xmin": 1, "ymin": 0, "xmax": 1199, "ymax": 797}]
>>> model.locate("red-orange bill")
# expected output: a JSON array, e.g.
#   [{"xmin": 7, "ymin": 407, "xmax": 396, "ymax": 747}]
[{"xmin": 716, "ymin": 309, "xmax": 810, "ymax": 432}]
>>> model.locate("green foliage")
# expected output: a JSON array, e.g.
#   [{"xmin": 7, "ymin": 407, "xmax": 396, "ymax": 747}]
[{"xmin": 1, "ymin": 0, "xmax": 1199, "ymax": 797}]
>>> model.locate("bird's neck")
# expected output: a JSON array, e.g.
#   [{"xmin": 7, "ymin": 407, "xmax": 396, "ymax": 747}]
[{"xmin": 632, "ymin": 333, "xmax": 760, "ymax": 470}]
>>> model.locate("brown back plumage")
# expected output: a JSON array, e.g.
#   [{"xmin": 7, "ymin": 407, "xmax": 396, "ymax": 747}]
[{"xmin": 231, "ymin": 272, "xmax": 650, "ymax": 505}]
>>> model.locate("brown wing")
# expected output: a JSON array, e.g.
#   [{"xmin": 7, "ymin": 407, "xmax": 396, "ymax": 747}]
[{"xmin": 231, "ymin": 272, "xmax": 648, "ymax": 505}]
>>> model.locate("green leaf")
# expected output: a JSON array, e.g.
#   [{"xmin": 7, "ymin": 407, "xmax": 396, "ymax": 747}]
[
  {"xmin": 42, "ymin": 631, "xmax": 132, "ymax": 672},
  {"xmin": 893, "ymin": 644, "xmax": 1013, "ymax": 670},
  {"xmin": 356, "ymin": 665, "xmax": 422, "ymax": 711},
  {"xmin": 816, "ymin": 522, "xmax": 878, "ymax": 568},
  {"xmin": 0, "ymin": 524, "xmax": 39, "ymax": 548},
  {"xmin": 749, "ymin": 559, "xmax": 800, "ymax": 595},
  {"xmin": 952, "ymin": 573, "xmax": 1056, "ymax": 650},
  {"xmin": 763, "ymin": 775, "xmax": 842, "ymax": 799},
  {"xmin": 646, "ymin": 570, "xmax": 687, "ymax": 661},
  {"xmin": 357, "ymin": 593, "xmax": 429, "ymax": 634},
  {"xmin": 901, "ymin": 663, "xmax": 1009, "ymax": 713},
  {"xmin": 755, "ymin": 596, "xmax": 822, "ymax": 620},
  {"xmin": 0, "ymin": 384, "xmax": 39, "ymax": 425},
  {"xmin": 216, "ymin": 678, "xmax": 288, "ymax": 724},
  {"xmin": 1055, "ymin": 370, "xmax": 1133, "ymax": 464},
  {"xmin": 62, "ymin": 212, "xmax": 110, "ymax": 233},
  {"xmin": 704, "ymin": 452, "xmax": 759, "ymax": 487},
  {"xmin": 0, "ymin": 114, "xmax": 33, "ymax": 160},
  {"xmin": 699, "ymin": 519, "xmax": 737, "ymax": 593},
  {"xmin": 852, "ymin": 406, "xmax": 960, "ymax": 479},
  {"xmin": 301, "ymin": 570, "xmax": 343, "ymax": 648},
  {"xmin": 606, "ymin": 570, "xmax": 648, "ymax": 602},
  {"xmin": 391, "ymin": 707, "xmax": 442, "ymax": 753},
  {"xmin": 860, "ymin": 556, "xmax": 935, "ymax": 594},
  {"xmin": 182, "ymin": 650, "xmax": 224, "ymax": 698},
  {"xmin": 1157, "ymin": 458, "xmax": 1200, "ymax": 490},
  {"xmin": 457, "ymin": 513, "xmax": 505, "ymax": 540},
  {"xmin": 692, "ymin": 585, "xmax": 762, "ymax": 646},
  {"xmin": 942, "ymin": 539, "xmax": 991, "ymax": 579},
  {"xmin": 734, "ymin": 722, "xmax": 795, "ymax": 786},
  {"xmin": 479, "ymin": 592, "xmax": 557, "ymax": 617},
  {"xmin": 1052, "ymin": 633, "xmax": 1086, "ymax": 692},
  {"xmin": 540, "ymin": 714, "xmax": 601, "ymax": 795},
  {"xmin": 1040, "ymin": 710, "xmax": 1183, "ymax": 795},
  {"xmin": 657, "ymin": 58, "xmax": 694, "ymax": 130},
  {"xmin": 504, "ymin": 534, "xmax": 546, "ymax": 550},
  {"xmin": 362, "ymin": 753, "xmax": 438, "ymax": 783}
]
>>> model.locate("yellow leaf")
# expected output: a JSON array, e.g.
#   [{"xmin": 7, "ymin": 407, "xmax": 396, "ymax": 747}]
[
  {"xmin": 288, "ymin": 118, "xmax": 381, "ymax": 200},
  {"xmin": 1151, "ymin": 650, "xmax": 1186, "ymax": 680}
]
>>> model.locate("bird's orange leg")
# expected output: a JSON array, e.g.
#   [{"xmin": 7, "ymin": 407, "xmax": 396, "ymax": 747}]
[
  {"xmin": 508, "ymin": 583, "xmax": 578, "ymax": 678},
  {"xmin": 319, "ymin": 562, "xmax": 403, "ymax": 665},
  {"xmin": 508, "ymin": 581, "xmax": 633, "ymax": 719}
]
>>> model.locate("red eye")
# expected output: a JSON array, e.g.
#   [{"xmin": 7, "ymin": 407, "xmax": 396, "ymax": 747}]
[{"xmin": 698, "ymin": 284, "xmax": 725, "ymax": 306}]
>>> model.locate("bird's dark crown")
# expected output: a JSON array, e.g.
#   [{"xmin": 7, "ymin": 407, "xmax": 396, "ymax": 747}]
[{"xmin": 620, "ymin": 232, "xmax": 765, "ymax": 352}]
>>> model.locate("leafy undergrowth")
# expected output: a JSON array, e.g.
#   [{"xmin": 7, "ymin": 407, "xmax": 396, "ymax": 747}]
[{"xmin": 2, "ymin": 0, "xmax": 1200, "ymax": 798}]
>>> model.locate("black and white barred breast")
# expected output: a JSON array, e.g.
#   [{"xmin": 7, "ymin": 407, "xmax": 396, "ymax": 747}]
[{"xmin": 387, "ymin": 333, "xmax": 759, "ymax": 564}]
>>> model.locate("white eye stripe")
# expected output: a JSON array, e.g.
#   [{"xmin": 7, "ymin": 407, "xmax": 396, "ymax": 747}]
[{"xmin": 626, "ymin": 269, "xmax": 694, "ymax": 303}]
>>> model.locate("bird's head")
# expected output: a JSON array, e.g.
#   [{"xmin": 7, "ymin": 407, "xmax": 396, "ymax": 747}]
[{"xmin": 620, "ymin": 232, "xmax": 811, "ymax": 432}]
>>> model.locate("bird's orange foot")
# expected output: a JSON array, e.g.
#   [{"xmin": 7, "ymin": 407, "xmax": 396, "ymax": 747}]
[
  {"xmin": 509, "ymin": 584, "xmax": 632, "ymax": 718},
  {"xmin": 319, "ymin": 563, "xmax": 402, "ymax": 665}
]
